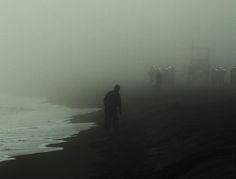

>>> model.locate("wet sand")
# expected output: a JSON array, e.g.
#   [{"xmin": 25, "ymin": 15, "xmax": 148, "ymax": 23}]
[{"xmin": 0, "ymin": 88, "xmax": 236, "ymax": 178}]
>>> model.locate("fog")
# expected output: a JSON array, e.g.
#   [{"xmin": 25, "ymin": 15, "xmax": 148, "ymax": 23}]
[{"xmin": 0, "ymin": 0, "xmax": 236, "ymax": 98}]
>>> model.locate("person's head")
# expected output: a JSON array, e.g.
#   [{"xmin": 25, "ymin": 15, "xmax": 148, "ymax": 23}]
[{"xmin": 114, "ymin": 84, "xmax": 120, "ymax": 92}]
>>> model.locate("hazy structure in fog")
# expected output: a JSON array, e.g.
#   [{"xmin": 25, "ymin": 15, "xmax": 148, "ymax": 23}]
[{"xmin": 188, "ymin": 47, "xmax": 210, "ymax": 86}]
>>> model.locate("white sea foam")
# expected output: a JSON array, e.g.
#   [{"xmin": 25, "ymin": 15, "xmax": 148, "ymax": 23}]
[{"xmin": 0, "ymin": 94, "xmax": 99, "ymax": 162}]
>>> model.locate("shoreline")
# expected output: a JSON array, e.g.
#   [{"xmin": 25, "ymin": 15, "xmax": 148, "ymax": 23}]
[
  {"xmin": 0, "ymin": 109, "xmax": 104, "ymax": 179},
  {"xmin": 1, "ymin": 89, "xmax": 236, "ymax": 178}
]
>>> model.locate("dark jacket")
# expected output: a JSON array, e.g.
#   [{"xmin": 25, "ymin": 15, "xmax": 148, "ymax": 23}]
[{"xmin": 104, "ymin": 91, "xmax": 121, "ymax": 113}]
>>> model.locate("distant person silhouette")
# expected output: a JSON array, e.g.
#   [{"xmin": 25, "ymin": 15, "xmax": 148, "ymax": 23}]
[
  {"xmin": 148, "ymin": 66, "xmax": 157, "ymax": 86},
  {"xmin": 104, "ymin": 85, "xmax": 122, "ymax": 132},
  {"xmin": 156, "ymin": 68, "xmax": 162, "ymax": 90},
  {"xmin": 211, "ymin": 67, "xmax": 226, "ymax": 87}
]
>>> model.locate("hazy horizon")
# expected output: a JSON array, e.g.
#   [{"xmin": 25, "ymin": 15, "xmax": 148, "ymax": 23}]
[{"xmin": 0, "ymin": 0, "xmax": 236, "ymax": 96}]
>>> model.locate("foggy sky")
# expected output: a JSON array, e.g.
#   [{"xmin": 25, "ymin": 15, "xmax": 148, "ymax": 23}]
[{"xmin": 0, "ymin": 0, "xmax": 236, "ymax": 95}]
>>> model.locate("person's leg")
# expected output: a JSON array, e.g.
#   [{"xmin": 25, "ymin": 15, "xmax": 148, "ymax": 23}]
[
  {"xmin": 113, "ymin": 114, "xmax": 119, "ymax": 132},
  {"xmin": 105, "ymin": 109, "xmax": 111, "ymax": 131}
]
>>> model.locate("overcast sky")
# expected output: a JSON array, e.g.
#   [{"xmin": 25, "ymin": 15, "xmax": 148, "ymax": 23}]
[{"xmin": 0, "ymin": 0, "xmax": 236, "ymax": 95}]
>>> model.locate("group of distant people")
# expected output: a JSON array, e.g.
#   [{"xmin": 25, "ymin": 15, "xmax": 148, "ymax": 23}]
[
  {"xmin": 148, "ymin": 65, "xmax": 236, "ymax": 88},
  {"xmin": 211, "ymin": 67, "xmax": 226, "ymax": 87},
  {"xmin": 148, "ymin": 65, "xmax": 175, "ymax": 90},
  {"xmin": 211, "ymin": 66, "xmax": 236, "ymax": 87}
]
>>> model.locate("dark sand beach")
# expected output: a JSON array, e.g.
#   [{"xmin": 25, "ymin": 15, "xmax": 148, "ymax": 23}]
[{"xmin": 0, "ymin": 88, "xmax": 236, "ymax": 178}]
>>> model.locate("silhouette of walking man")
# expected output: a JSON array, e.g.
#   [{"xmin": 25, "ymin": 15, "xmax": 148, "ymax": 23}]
[{"xmin": 104, "ymin": 85, "xmax": 122, "ymax": 132}]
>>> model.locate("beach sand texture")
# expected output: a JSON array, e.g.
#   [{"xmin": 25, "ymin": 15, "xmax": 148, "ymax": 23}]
[{"xmin": 0, "ymin": 88, "xmax": 236, "ymax": 178}]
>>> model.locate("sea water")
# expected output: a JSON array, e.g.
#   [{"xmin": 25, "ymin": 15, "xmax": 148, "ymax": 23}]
[{"xmin": 0, "ymin": 94, "xmax": 98, "ymax": 162}]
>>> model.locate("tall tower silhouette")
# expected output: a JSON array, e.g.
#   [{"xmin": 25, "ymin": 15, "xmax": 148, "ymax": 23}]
[{"xmin": 188, "ymin": 46, "xmax": 210, "ymax": 86}]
